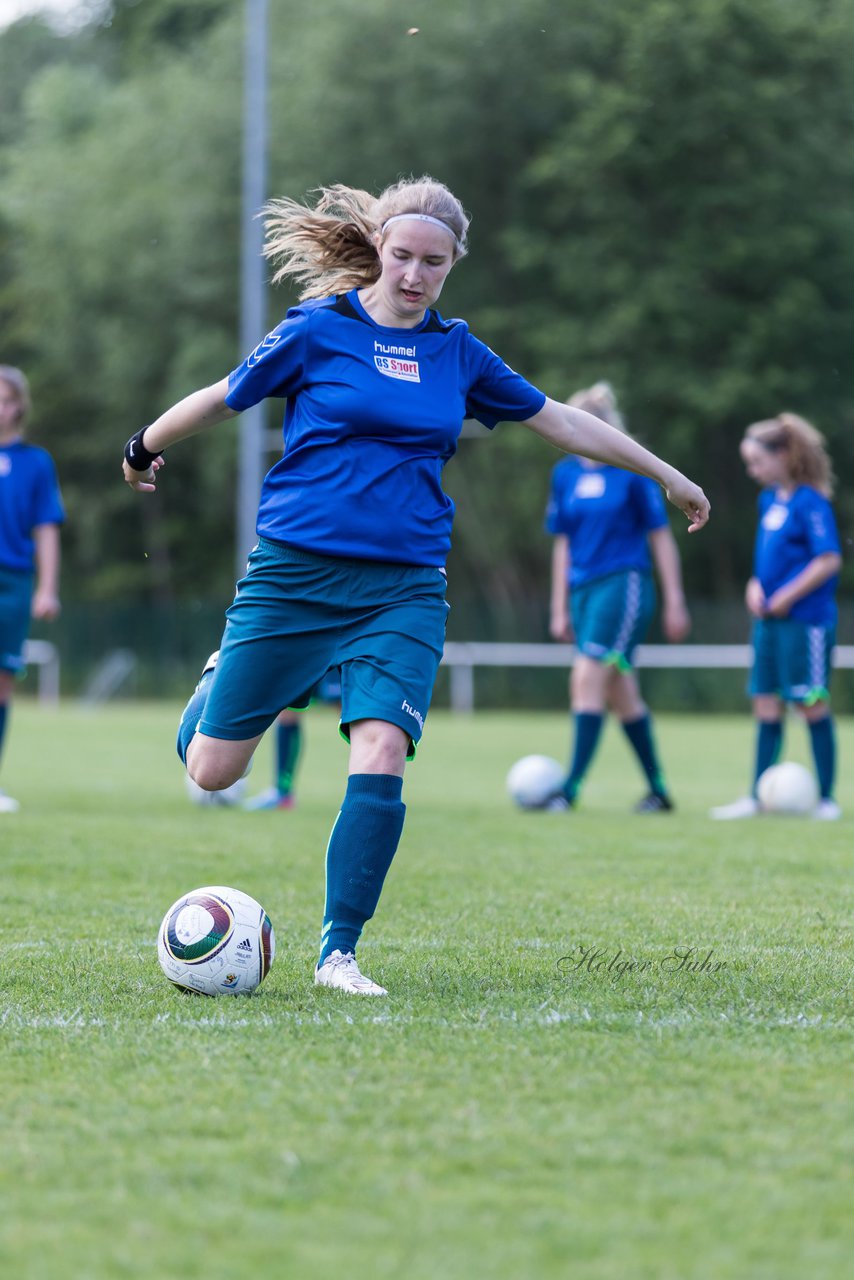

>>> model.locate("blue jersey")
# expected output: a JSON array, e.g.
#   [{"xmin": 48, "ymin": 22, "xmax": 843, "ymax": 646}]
[
  {"xmin": 225, "ymin": 290, "xmax": 546, "ymax": 566},
  {"xmin": 0, "ymin": 439, "xmax": 65, "ymax": 573},
  {"xmin": 545, "ymin": 458, "xmax": 667, "ymax": 587},
  {"xmin": 753, "ymin": 486, "xmax": 840, "ymax": 625}
]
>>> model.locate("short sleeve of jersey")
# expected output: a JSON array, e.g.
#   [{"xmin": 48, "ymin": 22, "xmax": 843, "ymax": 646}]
[
  {"xmin": 225, "ymin": 306, "xmax": 309, "ymax": 411},
  {"xmin": 800, "ymin": 489, "xmax": 840, "ymax": 556},
  {"xmin": 463, "ymin": 333, "xmax": 546, "ymax": 430},
  {"xmin": 32, "ymin": 450, "xmax": 65, "ymax": 526},
  {"xmin": 632, "ymin": 473, "xmax": 668, "ymax": 532},
  {"xmin": 544, "ymin": 462, "xmax": 571, "ymax": 534}
]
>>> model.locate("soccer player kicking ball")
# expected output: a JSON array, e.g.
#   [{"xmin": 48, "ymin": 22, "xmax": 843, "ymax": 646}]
[
  {"xmin": 711, "ymin": 414, "xmax": 841, "ymax": 820},
  {"xmin": 123, "ymin": 176, "xmax": 709, "ymax": 995}
]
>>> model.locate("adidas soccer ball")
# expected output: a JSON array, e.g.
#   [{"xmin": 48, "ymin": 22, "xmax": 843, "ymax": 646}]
[
  {"xmin": 756, "ymin": 761, "xmax": 818, "ymax": 815},
  {"xmin": 506, "ymin": 754, "xmax": 565, "ymax": 809},
  {"xmin": 157, "ymin": 885, "xmax": 275, "ymax": 996},
  {"xmin": 185, "ymin": 774, "xmax": 247, "ymax": 808}
]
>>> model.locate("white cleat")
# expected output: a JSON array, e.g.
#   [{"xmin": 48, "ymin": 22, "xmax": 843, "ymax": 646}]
[
  {"xmin": 813, "ymin": 799, "xmax": 842, "ymax": 821},
  {"xmin": 314, "ymin": 950, "xmax": 387, "ymax": 996},
  {"xmin": 0, "ymin": 789, "xmax": 20, "ymax": 814},
  {"xmin": 709, "ymin": 795, "xmax": 760, "ymax": 820}
]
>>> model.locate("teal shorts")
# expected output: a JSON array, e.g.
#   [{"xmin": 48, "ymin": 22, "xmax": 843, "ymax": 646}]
[
  {"xmin": 0, "ymin": 565, "xmax": 33, "ymax": 674},
  {"xmin": 571, "ymin": 569, "xmax": 655, "ymax": 671},
  {"xmin": 749, "ymin": 617, "xmax": 834, "ymax": 704},
  {"xmin": 200, "ymin": 539, "xmax": 449, "ymax": 754}
]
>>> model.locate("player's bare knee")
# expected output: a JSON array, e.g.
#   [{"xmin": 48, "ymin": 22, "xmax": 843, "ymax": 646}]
[
  {"xmin": 186, "ymin": 743, "xmax": 242, "ymax": 792},
  {"xmin": 349, "ymin": 720, "xmax": 408, "ymax": 775},
  {"xmin": 188, "ymin": 760, "xmax": 241, "ymax": 792}
]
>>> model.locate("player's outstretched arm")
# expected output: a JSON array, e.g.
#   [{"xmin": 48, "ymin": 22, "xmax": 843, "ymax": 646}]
[
  {"xmin": 122, "ymin": 378, "xmax": 238, "ymax": 492},
  {"xmin": 523, "ymin": 397, "xmax": 710, "ymax": 532}
]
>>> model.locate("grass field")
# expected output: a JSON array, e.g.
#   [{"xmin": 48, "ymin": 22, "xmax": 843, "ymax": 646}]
[{"xmin": 1, "ymin": 701, "xmax": 853, "ymax": 1280}]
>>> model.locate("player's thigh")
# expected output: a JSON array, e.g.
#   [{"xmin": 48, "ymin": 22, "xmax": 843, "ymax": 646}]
[{"xmin": 337, "ymin": 563, "xmax": 448, "ymax": 758}]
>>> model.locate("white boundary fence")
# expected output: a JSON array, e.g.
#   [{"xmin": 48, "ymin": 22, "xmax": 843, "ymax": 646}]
[
  {"xmin": 22, "ymin": 640, "xmax": 60, "ymax": 704},
  {"xmin": 440, "ymin": 642, "xmax": 854, "ymax": 713},
  {"xmin": 20, "ymin": 640, "xmax": 854, "ymax": 712}
]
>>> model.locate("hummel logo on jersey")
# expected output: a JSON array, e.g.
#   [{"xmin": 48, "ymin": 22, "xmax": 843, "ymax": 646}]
[
  {"xmin": 247, "ymin": 332, "xmax": 283, "ymax": 367},
  {"xmin": 236, "ymin": 937, "xmax": 253, "ymax": 952},
  {"xmin": 374, "ymin": 340, "xmax": 420, "ymax": 383}
]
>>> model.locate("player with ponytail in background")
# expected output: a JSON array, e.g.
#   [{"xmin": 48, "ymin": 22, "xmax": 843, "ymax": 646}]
[
  {"xmin": 711, "ymin": 413, "xmax": 841, "ymax": 820},
  {"xmin": 0, "ymin": 366, "xmax": 64, "ymax": 814}
]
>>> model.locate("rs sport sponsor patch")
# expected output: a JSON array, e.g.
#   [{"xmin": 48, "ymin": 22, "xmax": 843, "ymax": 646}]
[{"xmin": 374, "ymin": 355, "xmax": 420, "ymax": 383}]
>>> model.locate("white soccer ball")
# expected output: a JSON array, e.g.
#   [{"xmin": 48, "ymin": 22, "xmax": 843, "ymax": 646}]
[
  {"xmin": 157, "ymin": 885, "xmax": 276, "ymax": 996},
  {"xmin": 185, "ymin": 773, "xmax": 247, "ymax": 808},
  {"xmin": 757, "ymin": 761, "xmax": 819, "ymax": 815},
  {"xmin": 506, "ymin": 754, "xmax": 566, "ymax": 809}
]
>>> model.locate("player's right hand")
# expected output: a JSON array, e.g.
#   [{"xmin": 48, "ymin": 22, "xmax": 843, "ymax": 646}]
[{"xmin": 123, "ymin": 455, "xmax": 164, "ymax": 492}]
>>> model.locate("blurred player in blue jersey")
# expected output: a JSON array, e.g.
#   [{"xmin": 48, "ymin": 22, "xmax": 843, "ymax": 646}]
[
  {"xmin": 546, "ymin": 383, "xmax": 691, "ymax": 812},
  {"xmin": 244, "ymin": 669, "xmax": 341, "ymax": 810},
  {"xmin": 0, "ymin": 366, "xmax": 64, "ymax": 814},
  {"xmin": 123, "ymin": 176, "xmax": 709, "ymax": 995},
  {"xmin": 711, "ymin": 414, "xmax": 841, "ymax": 820}
]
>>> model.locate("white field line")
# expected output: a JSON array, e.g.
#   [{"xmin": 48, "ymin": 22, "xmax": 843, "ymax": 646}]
[{"xmin": 0, "ymin": 1006, "xmax": 839, "ymax": 1031}]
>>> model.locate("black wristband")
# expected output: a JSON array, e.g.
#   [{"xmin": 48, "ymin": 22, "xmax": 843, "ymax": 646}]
[{"xmin": 124, "ymin": 427, "xmax": 162, "ymax": 472}]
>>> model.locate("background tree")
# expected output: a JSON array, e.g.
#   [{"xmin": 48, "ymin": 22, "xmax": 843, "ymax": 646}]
[{"xmin": 1, "ymin": 0, "xmax": 852, "ymax": 643}]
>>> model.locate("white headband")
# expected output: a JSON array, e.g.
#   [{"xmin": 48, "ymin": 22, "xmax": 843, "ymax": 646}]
[{"xmin": 380, "ymin": 213, "xmax": 459, "ymax": 246}]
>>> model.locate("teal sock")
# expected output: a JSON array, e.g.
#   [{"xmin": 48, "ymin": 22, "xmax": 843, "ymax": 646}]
[
  {"xmin": 752, "ymin": 720, "xmax": 783, "ymax": 796},
  {"xmin": 808, "ymin": 716, "xmax": 835, "ymax": 800},
  {"xmin": 176, "ymin": 668, "xmax": 214, "ymax": 764},
  {"xmin": 621, "ymin": 713, "xmax": 668, "ymax": 796},
  {"xmin": 275, "ymin": 722, "xmax": 302, "ymax": 797},
  {"xmin": 319, "ymin": 773, "xmax": 405, "ymax": 965},
  {"xmin": 563, "ymin": 712, "xmax": 604, "ymax": 802}
]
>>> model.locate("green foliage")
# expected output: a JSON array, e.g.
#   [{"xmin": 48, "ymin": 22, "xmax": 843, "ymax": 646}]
[
  {"xmin": 1, "ymin": 0, "xmax": 853, "ymax": 613},
  {"xmin": 1, "ymin": 704, "xmax": 853, "ymax": 1278}
]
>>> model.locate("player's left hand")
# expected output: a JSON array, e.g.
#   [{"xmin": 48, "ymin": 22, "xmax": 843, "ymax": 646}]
[
  {"xmin": 31, "ymin": 590, "xmax": 60, "ymax": 621},
  {"xmin": 123, "ymin": 455, "xmax": 164, "ymax": 492}
]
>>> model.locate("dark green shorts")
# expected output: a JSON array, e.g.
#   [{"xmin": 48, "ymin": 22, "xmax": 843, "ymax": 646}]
[
  {"xmin": 571, "ymin": 569, "xmax": 655, "ymax": 671},
  {"xmin": 0, "ymin": 565, "xmax": 33, "ymax": 674},
  {"xmin": 200, "ymin": 540, "xmax": 449, "ymax": 754},
  {"xmin": 749, "ymin": 617, "xmax": 834, "ymax": 704}
]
